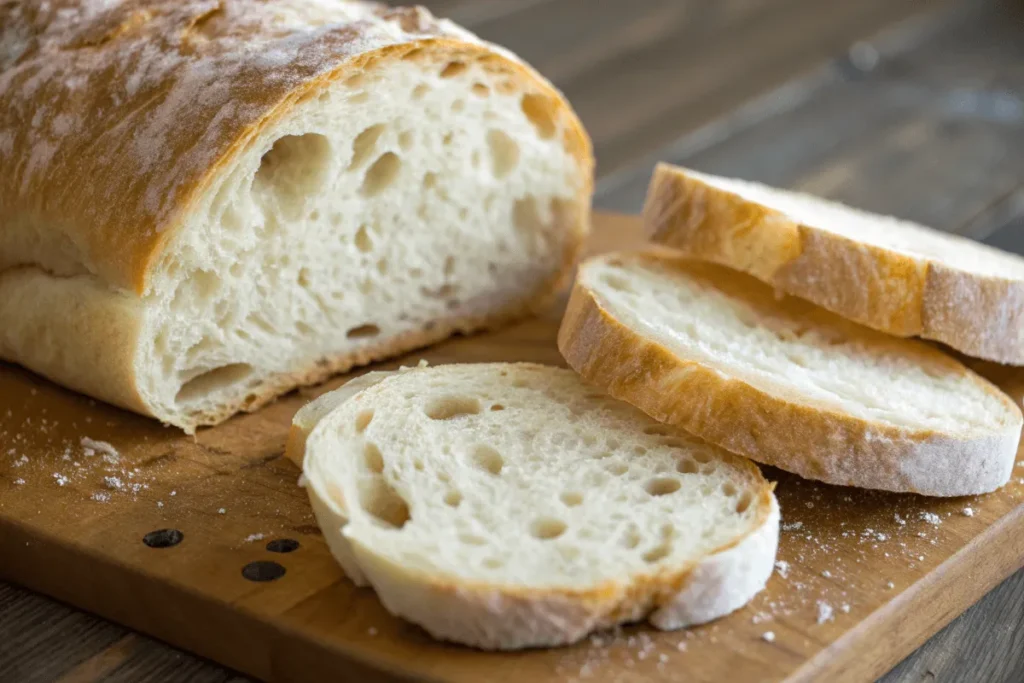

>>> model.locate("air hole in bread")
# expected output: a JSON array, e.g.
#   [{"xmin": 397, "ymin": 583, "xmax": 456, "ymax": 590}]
[
  {"xmin": 645, "ymin": 477, "xmax": 681, "ymax": 496},
  {"xmin": 633, "ymin": 446, "xmax": 647, "ymax": 456},
  {"xmin": 344, "ymin": 73, "xmax": 365, "ymax": 87},
  {"xmin": 411, "ymin": 83, "xmax": 429, "ymax": 99},
  {"xmin": 489, "ymin": 404, "xmax": 505, "ymax": 412},
  {"xmin": 403, "ymin": 48, "xmax": 424, "ymax": 61},
  {"xmin": 253, "ymin": 134, "xmax": 330, "ymax": 217},
  {"xmin": 413, "ymin": 459, "xmax": 424, "ymax": 471},
  {"xmin": 487, "ymin": 129, "xmax": 519, "ymax": 178},
  {"xmin": 176, "ymin": 363, "xmax": 254, "ymax": 404},
  {"xmin": 482, "ymin": 557, "xmax": 504, "ymax": 569},
  {"xmin": 398, "ymin": 130, "xmax": 413, "ymax": 151},
  {"xmin": 560, "ymin": 491, "xmax": 583, "ymax": 507},
  {"xmin": 643, "ymin": 425, "xmax": 673, "ymax": 436},
  {"xmin": 606, "ymin": 462, "xmax": 628, "ymax": 476},
  {"xmin": 621, "ymin": 530, "xmax": 641, "ymax": 549},
  {"xmin": 677, "ymin": 458, "xmax": 699, "ymax": 474},
  {"xmin": 452, "ymin": 99, "xmax": 466, "ymax": 113},
  {"xmin": 642, "ymin": 545, "xmax": 671, "ymax": 563},
  {"xmin": 513, "ymin": 196, "xmax": 542, "ymax": 238},
  {"xmin": 607, "ymin": 438, "xmax": 621, "ymax": 450},
  {"xmin": 593, "ymin": 451, "xmax": 612, "ymax": 460},
  {"xmin": 355, "ymin": 410, "xmax": 374, "ymax": 433},
  {"xmin": 736, "ymin": 491, "xmax": 754, "ymax": 514},
  {"xmin": 425, "ymin": 396, "xmax": 481, "ymax": 420},
  {"xmin": 521, "ymin": 93, "xmax": 557, "ymax": 139},
  {"xmin": 472, "ymin": 83, "xmax": 490, "ymax": 97},
  {"xmin": 441, "ymin": 61, "xmax": 467, "ymax": 78},
  {"xmin": 471, "ymin": 445, "xmax": 503, "ymax": 475},
  {"xmin": 530, "ymin": 517, "xmax": 566, "ymax": 540},
  {"xmin": 722, "ymin": 482, "xmax": 738, "ymax": 497},
  {"xmin": 375, "ymin": 258, "xmax": 388, "ymax": 275},
  {"xmin": 346, "ymin": 324, "xmax": 380, "ymax": 339},
  {"xmin": 460, "ymin": 533, "xmax": 486, "ymax": 546},
  {"xmin": 360, "ymin": 152, "xmax": 401, "ymax": 196},
  {"xmin": 438, "ymin": 471, "xmax": 450, "ymax": 483},
  {"xmin": 363, "ymin": 443, "xmax": 384, "ymax": 473},
  {"xmin": 411, "ymin": 267, "xmax": 424, "ymax": 279},
  {"xmin": 355, "ymin": 225, "xmax": 373, "ymax": 252},
  {"xmin": 297, "ymin": 268, "xmax": 312, "ymax": 288},
  {"xmin": 444, "ymin": 490, "xmax": 462, "ymax": 507},
  {"xmin": 360, "ymin": 478, "xmax": 410, "ymax": 529},
  {"xmin": 295, "ymin": 321, "xmax": 315, "ymax": 336},
  {"xmin": 693, "ymin": 451, "xmax": 713, "ymax": 464}
]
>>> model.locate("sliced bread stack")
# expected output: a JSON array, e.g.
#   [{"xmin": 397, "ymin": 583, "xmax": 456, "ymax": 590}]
[{"xmin": 558, "ymin": 164, "xmax": 1024, "ymax": 497}]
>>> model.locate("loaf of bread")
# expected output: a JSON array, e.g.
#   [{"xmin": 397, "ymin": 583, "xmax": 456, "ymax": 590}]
[
  {"xmin": 0, "ymin": 1, "xmax": 592, "ymax": 431},
  {"xmin": 646, "ymin": 163, "xmax": 1024, "ymax": 364},
  {"xmin": 286, "ymin": 363, "xmax": 779, "ymax": 650},
  {"xmin": 558, "ymin": 251, "xmax": 1023, "ymax": 496}
]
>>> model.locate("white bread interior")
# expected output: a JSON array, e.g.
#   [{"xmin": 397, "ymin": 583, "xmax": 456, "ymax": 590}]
[
  {"xmin": 559, "ymin": 251, "xmax": 1023, "ymax": 496},
  {"xmin": 288, "ymin": 363, "xmax": 779, "ymax": 649}
]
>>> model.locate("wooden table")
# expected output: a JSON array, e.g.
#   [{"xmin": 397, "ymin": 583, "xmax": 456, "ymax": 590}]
[{"xmin": 2, "ymin": 0, "xmax": 1023, "ymax": 681}]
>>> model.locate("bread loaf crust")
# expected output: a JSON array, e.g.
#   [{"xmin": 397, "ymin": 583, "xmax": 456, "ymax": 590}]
[
  {"xmin": 558, "ymin": 251, "xmax": 1023, "ymax": 496},
  {"xmin": 645, "ymin": 163, "xmax": 1024, "ymax": 364}
]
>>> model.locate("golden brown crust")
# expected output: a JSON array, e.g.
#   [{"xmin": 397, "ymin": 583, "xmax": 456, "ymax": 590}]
[
  {"xmin": 558, "ymin": 250, "xmax": 1022, "ymax": 496},
  {"xmin": 0, "ymin": 1, "xmax": 591, "ymax": 294},
  {"xmin": 645, "ymin": 163, "xmax": 1024, "ymax": 364}
]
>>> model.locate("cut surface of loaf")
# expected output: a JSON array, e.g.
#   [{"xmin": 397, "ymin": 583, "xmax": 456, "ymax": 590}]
[
  {"xmin": 646, "ymin": 163, "xmax": 1024, "ymax": 364},
  {"xmin": 287, "ymin": 363, "xmax": 779, "ymax": 650},
  {"xmin": 0, "ymin": 1, "xmax": 592, "ymax": 431},
  {"xmin": 558, "ymin": 251, "xmax": 1023, "ymax": 496}
]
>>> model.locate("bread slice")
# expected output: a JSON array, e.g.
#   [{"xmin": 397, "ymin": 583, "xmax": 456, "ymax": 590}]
[
  {"xmin": 0, "ymin": 2, "xmax": 592, "ymax": 432},
  {"xmin": 558, "ymin": 251, "xmax": 1023, "ymax": 496},
  {"xmin": 645, "ymin": 163, "xmax": 1024, "ymax": 364},
  {"xmin": 286, "ymin": 362, "xmax": 779, "ymax": 650}
]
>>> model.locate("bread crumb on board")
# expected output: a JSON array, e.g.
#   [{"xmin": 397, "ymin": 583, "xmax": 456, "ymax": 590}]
[
  {"xmin": 962, "ymin": 507, "xmax": 975, "ymax": 517},
  {"xmin": 919, "ymin": 512, "xmax": 942, "ymax": 525},
  {"xmin": 774, "ymin": 560, "xmax": 790, "ymax": 578},
  {"xmin": 762, "ymin": 631, "xmax": 776, "ymax": 642}
]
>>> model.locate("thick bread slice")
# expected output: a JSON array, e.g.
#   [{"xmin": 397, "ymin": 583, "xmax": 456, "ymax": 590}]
[
  {"xmin": 558, "ymin": 251, "xmax": 1023, "ymax": 496},
  {"xmin": 0, "ymin": 1, "xmax": 592, "ymax": 432},
  {"xmin": 286, "ymin": 363, "xmax": 779, "ymax": 650},
  {"xmin": 645, "ymin": 163, "xmax": 1024, "ymax": 364}
]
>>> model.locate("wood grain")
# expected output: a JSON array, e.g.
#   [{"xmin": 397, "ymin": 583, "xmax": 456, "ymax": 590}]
[{"xmin": 2, "ymin": 213, "xmax": 1024, "ymax": 683}]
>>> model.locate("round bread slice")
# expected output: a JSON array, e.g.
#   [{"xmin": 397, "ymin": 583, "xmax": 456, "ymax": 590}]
[
  {"xmin": 286, "ymin": 362, "xmax": 778, "ymax": 650},
  {"xmin": 645, "ymin": 163, "xmax": 1024, "ymax": 364},
  {"xmin": 558, "ymin": 251, "xmax": 1023, "ymax": 496}
]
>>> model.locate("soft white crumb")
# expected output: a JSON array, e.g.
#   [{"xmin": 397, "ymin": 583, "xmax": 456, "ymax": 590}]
[
  {"xmin": 962, "ymin": 507, "xmax": 975, "ymax": 517},
  {"xmin": 816, "ymin": 601, "xmax": 834, "ymax": 624},
  {"xmin": 157, "ymin": 501, "xmax": 164, "ymax": 508},
  {"xmin": 775, "ymin": 560, "xmax": 790, "ymax": 578},
  {"xmin": 170, "ymin": 490, "xmax": 177, "ymax": 496},
  {"xmin": 782, "ymin": 521, "xmax": 803, "ymax": 531},
  {"xmin": 244, "ymin": 533, "xmax": 266, "ymax": 543},
  {"xmin": 886, "ymin": 581, "xmax": 895, "ymax": 589},
  {"xmin": 762, "ymin": 631, "xmax": 776, "ymax": 642},
  {"xmin": 218, "ymin": 507, "xmax": 226, "ymax": 515},
  {"xmin": 103, "ymin": 476, "xmax": 124, "ymax": 491},
  {"xmin": 13, "ymin": 478, "xmax": 25, "ymax": 485},
  {"xmin": 676, "ymin": 641, "xmax": 687, "ymax": 652},
  {"xmin": 840, "ymin": 603, "xmax": 851, "ymax": 613},
  {"xmin": 52, "ymin": 473, "xmax": 68, "ymax": 486},
  {"xmin": 90, "ymin": 491, "xmax": 110, "ymax": 502},
  {"xmin": 821, "ymin": 570, "xmax": 832, "ymax": 578}
]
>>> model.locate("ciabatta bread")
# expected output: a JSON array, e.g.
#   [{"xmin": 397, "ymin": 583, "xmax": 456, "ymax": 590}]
[
  {"xmin": 0, "ymin": 1, "xmax": 592, "ymax": 431},
  {"xmin": 646, "ymin": 164, "xmax": 1024, "ymax": 364},
  {"xmin": 558, "ymin": 251, "xmax": 1023, "ymax": 496},
  {"xmin": 286, "ymin": 363, "xmax": 779, "ymax": 650}
]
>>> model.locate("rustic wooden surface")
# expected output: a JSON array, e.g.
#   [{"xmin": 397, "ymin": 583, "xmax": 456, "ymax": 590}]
[
  {"xmin": 4, "ymin": 0, "xmax": 1024, "ymax": 681},
  {"xmin": 2, "ymin": 213, "xmax": 1024, "ymax": 683}
]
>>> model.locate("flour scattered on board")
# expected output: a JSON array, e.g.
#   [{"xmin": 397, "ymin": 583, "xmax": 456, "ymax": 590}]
[
  {"xmin": 816, "ymin": 601, "xmax": 834, "ymax": 624},
  {"xmin": 919, "ymin": 512, "xmax": 942, "ymax": 525}
]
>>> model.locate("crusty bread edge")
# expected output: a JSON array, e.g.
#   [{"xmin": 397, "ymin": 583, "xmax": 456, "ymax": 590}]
[
  {"xmin": 645, "ymin": 163, "xmax": 1024, "ymax": 364},
  {"xmin": 289, "ymin": 362, "xmax": 780, "ymax": 649},
  {"xmin": 557, "ymin": 251, "xmax": 1022, "ymax": 496}
]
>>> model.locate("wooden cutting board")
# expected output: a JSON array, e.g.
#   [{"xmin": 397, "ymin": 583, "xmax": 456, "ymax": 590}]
[{"xmin": 2, "ymin": 213, "xmax": 1023, "ymax": 683}]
